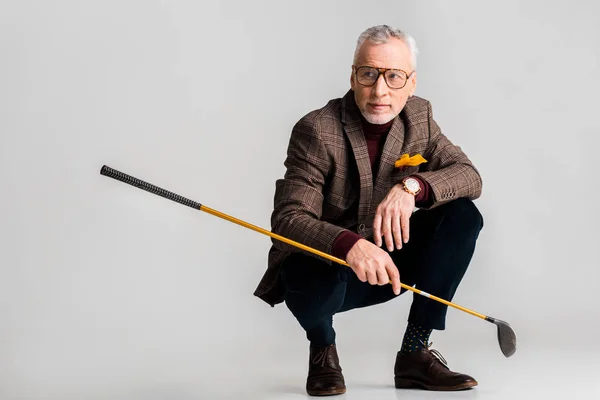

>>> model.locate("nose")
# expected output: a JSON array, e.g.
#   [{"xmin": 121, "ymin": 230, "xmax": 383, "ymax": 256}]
[{"xmin": 373, "ymin": 73, "xmax": 388, "ymax": 97}]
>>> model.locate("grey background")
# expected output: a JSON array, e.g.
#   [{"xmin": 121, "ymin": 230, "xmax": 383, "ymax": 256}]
[{"xmin": 1, "ymin": 1, "xmax": 599, "ymax": 399}]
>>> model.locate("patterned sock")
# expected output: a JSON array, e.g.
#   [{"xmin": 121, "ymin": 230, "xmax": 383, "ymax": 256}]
[{"xmin": 400, "ymin": 322, "xmax": 433, "ymax": 354}]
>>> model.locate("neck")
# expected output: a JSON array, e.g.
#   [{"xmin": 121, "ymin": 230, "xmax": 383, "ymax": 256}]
[{"xmin": 360, "ymin": 114, "xmax": 394, "ymax": 136}]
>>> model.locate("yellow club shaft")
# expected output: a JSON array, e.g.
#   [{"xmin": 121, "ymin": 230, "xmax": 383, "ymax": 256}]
[{"xmin": 199, "ymin": 205, "xmax": 487, "ymax": 320}]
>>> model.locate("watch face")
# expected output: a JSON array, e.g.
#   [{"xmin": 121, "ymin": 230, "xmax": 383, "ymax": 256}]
[{"xmin": 404, "ymin": 178, "xmax": 420, "ymax": 192}]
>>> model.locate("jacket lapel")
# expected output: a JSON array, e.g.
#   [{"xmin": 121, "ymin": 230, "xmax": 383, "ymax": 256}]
[
  {"xmin": 341, "ymin": 92, "xmax": 373, "ymax": 223},
  {"xmin": 373, "ymin": 117, "xmax": 405, "ymax": 206}
]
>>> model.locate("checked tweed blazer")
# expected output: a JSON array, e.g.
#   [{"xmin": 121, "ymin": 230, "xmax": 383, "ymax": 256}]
[{"xmin": 254, "ymin": 89, "xmax": 482, "ymax": 306}]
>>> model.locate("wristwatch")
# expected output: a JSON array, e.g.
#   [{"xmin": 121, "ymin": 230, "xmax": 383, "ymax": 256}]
[{"xmin": 401, "ymin": 177, "xmax": 421, "ymax": 196}]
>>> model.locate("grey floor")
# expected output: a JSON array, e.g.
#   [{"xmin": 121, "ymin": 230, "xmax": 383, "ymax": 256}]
[
  {"xmin": 6, "ymin": 340, "xmax": 597, "ymax": 400},
  {"xmin": 3, "ymin": 324, "xmax": 599, "ymax": 399},
  {"xmin": 3, "ymin": 296, "xmax": 599, "ymax": 400},
  {"xmin": 252, "ymin": 350, "xmax": 598, "ymax": 400},
  {"xmin": 210, "ymin": 343, "xmax": 599, "ymax": 400}
]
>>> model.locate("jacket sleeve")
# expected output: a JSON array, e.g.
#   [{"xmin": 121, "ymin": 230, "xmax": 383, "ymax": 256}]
[
  {"xmin": 269, "ymin": 113, "xmax": 347, "ymax": 260},
  {"xmin": 411, "ymin": 101, "xmax": 483, "ymax": 208}
]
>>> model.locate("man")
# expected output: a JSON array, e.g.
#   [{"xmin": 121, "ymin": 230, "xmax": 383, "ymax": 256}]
[{"xmin": 254, "ymin": 24, "xmax": 484, "ymax": 396}]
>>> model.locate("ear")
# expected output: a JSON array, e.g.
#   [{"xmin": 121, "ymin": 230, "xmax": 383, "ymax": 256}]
[
  {"xmin": 408, "ymin": 71, "xmax": 417, "ymax": 97},
  {"xmin": 350, "ymin": 66, "xmax": 356, "ymax": 91}
]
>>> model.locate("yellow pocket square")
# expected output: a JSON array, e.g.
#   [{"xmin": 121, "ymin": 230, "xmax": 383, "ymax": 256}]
[{"xmin": 394, "ymin": 153, "xmax": 427, "ymax": 169}]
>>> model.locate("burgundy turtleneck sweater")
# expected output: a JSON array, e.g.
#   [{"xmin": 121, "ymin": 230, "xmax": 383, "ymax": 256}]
[{"xmin": 331, "ymin": 115, "xmax": 432, "ymax": 260}]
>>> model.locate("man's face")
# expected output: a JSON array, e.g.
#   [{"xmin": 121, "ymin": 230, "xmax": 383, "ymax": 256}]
[{"xmin": 350, "ymin": 37, "xmax": 417, "ymax": 125}]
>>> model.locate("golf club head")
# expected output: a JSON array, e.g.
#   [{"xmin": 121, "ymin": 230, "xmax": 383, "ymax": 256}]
[{"xmin": 493, "ymin": 318, "xmax": 517, "ymax": 357}]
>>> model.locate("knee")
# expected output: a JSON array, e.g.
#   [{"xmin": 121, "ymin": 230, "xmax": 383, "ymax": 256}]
[
  {"xmin": 284, "ymin": 280, "xmax": 346, "ymax": 322},
  {"xmin": 440, "ymin": 198, "xmax": 484, "ymax": 235},
  {"xmin": 281, "ymin": 255, "xmax": 346, "ymax": 316}
]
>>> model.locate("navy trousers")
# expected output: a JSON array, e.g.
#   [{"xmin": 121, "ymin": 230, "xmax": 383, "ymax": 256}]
[{"xmin": 280, "ymin": 198, "xmax": 484, "ymax": 346}]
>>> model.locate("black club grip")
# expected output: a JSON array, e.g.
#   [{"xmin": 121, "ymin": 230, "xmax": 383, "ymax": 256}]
[{"xmin": 100, "ymin": 165, "xmax": 202, "ymax": 210}]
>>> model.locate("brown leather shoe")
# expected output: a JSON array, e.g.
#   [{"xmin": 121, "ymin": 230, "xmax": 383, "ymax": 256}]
[
  {"xmin": 394, "ymin": 344, "xmax": 477, "ymax": 391},
  {"xmin": 306, "ymin": 344, "xmax": 346, "ymax": 396}
]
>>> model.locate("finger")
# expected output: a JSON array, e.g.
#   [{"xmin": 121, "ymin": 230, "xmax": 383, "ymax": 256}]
[
  {"xmin": 355, "ymin": 268, "xmax": 367, "ymax": 282},
  {"xmin": 386, "ymin": 263, "xmax": 401, "ymax": 295},
  {"xmin": 376, "ymin": 268, "xmax": 389, "ymax": 285},
  {"xmin": 372, "ymin": 213, "xmax": 382, "ymax": 247},
  {"xmin": 392, "ymin": 211, "xmax": 402, "ymax": 250},
  {"xmin": 367, "ymin": 268, "xmax": 378, "ymax": 285},
  {"xmin": 382, "ymin": 213, "xmax": 394, "ymax": 252},
  {"xmin": 401, "ymin": 211, "xmax": 411, "ymax": 244}
]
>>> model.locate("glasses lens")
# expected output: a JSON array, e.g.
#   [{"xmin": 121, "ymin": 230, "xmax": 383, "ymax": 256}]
[
  {"xmin": 356, "ymin": 67, "xmax": 378, "ymax": 85},
  {"xmin": 384, "ymin": 70, "xmax": 407, "ymax": 89}
]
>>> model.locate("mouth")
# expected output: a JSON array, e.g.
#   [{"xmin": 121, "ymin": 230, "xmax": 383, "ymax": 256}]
[{"xmin": 368, "ymin": 103, "xmax": 390, "ymax": 112}]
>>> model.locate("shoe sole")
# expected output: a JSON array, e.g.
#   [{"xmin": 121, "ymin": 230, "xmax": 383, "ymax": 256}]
[
  {"xmin": 395, "ymin": 377, "xmax": 478, "ymax": 391},
  {"xmin": 306, "ymin": 388, "xmax": 347, "ymax": 396}
]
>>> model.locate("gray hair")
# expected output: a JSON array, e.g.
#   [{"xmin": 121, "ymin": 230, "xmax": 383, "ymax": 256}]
[{"xmin": 353, "ymin": 25, "xmax": 419, "ymax": 69}]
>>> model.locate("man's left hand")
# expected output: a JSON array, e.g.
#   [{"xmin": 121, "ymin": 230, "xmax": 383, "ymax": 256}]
[{"xmin": 372, "ymin": 184, "xmax": 415, "ymax": 251}]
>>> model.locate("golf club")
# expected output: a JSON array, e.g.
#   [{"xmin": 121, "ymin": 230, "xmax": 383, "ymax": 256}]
[{"xmin": 99, "ymin": 164, "xmax": 517, "ymax": 358}]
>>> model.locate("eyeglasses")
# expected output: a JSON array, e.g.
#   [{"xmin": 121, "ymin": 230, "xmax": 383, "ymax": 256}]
[{"xmin": 353, "ymin": 65, "xmax": 415, "ymax": 89}]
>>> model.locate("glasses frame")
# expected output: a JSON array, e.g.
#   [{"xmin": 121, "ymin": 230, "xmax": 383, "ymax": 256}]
[{"xmin": 352, "ymin": 65, "xmax": 415, "ymax": 89}]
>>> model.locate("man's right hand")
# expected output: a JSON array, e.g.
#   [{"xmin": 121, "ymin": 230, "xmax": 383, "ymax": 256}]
[{"xmin": 345, "ymin": 239, "xmax": 401, "ymax": 295}]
